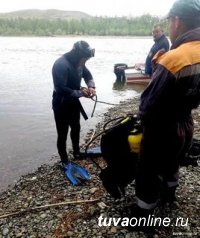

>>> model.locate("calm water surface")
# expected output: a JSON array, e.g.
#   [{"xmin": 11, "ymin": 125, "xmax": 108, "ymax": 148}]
[{"xmin": 0, "ymin": 36, "xmax": 152, "ymax": 191}]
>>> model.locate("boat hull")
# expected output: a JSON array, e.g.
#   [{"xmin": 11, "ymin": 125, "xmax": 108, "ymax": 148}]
[{"xmin": 125, "ymin": 68, "xmax": 150, "ymax": 85}]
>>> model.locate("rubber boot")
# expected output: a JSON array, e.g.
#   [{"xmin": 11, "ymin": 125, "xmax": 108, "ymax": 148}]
[
  {"xmin": 160, "ymin": 186, "xmax": 177, "ymax": 205},
  {"xmin": 126, "ymin": 204, "xmax": 156, "ymax": 235}
]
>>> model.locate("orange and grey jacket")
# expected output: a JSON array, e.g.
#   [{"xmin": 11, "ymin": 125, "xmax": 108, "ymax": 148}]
[{"xmin": 139, "ymin": 27, "xmax": 200, "ymax": 125}]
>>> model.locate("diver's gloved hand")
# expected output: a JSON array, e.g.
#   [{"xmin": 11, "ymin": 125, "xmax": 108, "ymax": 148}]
[
  {"xmin": 80, "ymin": 87, "xmax": 96, "ymax": 98},
  {"xmin": 88, "ymin": 87, "xmax": 96, "ymax": 97},
  {"xmin": 63, "ymin": 162, "xmax": 90, "ymax": 186},
  {"xmin": 81, "ymin": 87, "xmax": 90, "ymax": 98}
]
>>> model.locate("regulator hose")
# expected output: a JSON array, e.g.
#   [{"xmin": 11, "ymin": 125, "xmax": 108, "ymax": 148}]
[{"xmin": 90, "ymin": 95, "xmax": 118, "ymax": 117}]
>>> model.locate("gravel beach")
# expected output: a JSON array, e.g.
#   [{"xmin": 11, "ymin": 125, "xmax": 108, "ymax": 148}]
[{"xmin": 0, "ymin": 97, "xmax": 199, "ymax": 238}]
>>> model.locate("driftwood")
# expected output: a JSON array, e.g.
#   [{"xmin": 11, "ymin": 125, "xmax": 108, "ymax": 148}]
[{"xmin": 0, "ymin": 198, "xmax": 99, "ymax": 219}]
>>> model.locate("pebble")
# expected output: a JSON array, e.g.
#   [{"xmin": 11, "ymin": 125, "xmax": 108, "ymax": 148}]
[
  {"xmin": 97, "ymin": 202, "xmax": 107, "ymax": 209},
  {"xmin": 67, "ymin": 231, "xmax": 74, "ymax": 236},
  {"xmin": 16, "ymin": 232, "xmax": 23, "ymax": 237},
  {"xmin": 89, "ymin": 187, "xmax": 98, "ymax": 194},
  {"xmin": 125, "ymin": 234, "xmax": 131, "ymax": 238},
  {"xmin": 40, "ymin": 213, "xmax": 47, "ymax": 219},
  {"xmin": 110, "ymin": 226, "xmax": 117, "ymax": 233},
  {"xmin": 2, "ymin": 228, "xmax": 9, "ymax": 235}
]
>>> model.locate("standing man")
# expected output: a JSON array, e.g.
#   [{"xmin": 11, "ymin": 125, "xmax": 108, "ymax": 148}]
[
  {"xmin": 52, "ymin": 40, "xmax": 96, "ymax": 166},
  {"xmin": 129, "ymin": 0, "xmax": 200, "ymax": 230},
  {"xmin": 144, "ymin": 24, "xmax": 170, "ymax": 76}
]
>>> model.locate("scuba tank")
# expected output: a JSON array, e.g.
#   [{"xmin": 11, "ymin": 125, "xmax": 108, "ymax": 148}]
[
  {"xmin": 99, "ymin": 114, "xmax": 142, "ymax": 198},
  {"xmin": 85, "ymin": 114, "xmax": 143, "ymax": 198},
  {"xmin": 128, "ymin": 127, "xmax": 143, "ymax": 153}
]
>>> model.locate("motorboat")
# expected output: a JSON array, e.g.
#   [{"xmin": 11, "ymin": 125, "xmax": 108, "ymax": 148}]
[{"xmin": 114, "ymin": 63, "xmax": 151, "ymax": 86}]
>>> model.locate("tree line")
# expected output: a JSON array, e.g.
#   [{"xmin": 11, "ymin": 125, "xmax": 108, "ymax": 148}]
[{"xmin": 0, "ymin": 15, "xmax": 168, "ymax": 36}]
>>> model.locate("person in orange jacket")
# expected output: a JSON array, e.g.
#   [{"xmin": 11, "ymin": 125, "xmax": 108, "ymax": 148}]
[{"xmin": 128, "ymin": 0, "xmax": 200, "ymax": 232}]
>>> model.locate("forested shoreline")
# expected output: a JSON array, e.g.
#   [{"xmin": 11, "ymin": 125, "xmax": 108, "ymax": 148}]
[{"xmin": 0, "ymin": 14, "xmax": 167, "ymax": 36}]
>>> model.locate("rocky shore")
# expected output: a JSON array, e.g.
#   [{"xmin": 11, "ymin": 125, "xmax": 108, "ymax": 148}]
[{"xmin": 0, "ymin": 97, "xmax": 199, "ymax": 238}]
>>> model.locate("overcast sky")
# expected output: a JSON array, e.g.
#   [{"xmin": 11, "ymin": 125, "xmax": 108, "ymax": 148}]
[{"xmin": 1, "ymin": 0, "xmax": 176, "ymax": 17}]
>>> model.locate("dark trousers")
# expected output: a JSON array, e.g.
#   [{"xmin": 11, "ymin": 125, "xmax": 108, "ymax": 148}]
[
  {"xmin": 135, "ymin": 118, "xmax": 193, "ymax": 207},
  {"xmin": 53, "ymin": 103, "xmax": 80, "ymax": 163}
]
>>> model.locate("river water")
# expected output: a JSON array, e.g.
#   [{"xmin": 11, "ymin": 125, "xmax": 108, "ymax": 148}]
[{"xmin": 0, "ymin": 36, "xmax": 152, "ymax": 191}]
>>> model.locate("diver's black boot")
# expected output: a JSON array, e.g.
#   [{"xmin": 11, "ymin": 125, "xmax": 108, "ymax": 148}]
[
  {"xmin": 60, "ymin": 155, "xmax": 69, "ymax": 165},
  {"xmin": 126, "ymin": 204, "xmax": 155, "ymax": 235},
  {"xmin": 72, "ymin": 143, "xmax": 81, "ymax": 159},
  {"xmin": 73, "ymin": 151, "xmax": 88, "ymax": 160},
  {"xmin": 160, "ymin": 186, "xmax": 177, "ymax": 205}
]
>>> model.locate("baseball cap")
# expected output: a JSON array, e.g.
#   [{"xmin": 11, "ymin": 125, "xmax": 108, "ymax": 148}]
[
  {"xmin": 73, "ymin": 41, "xmax": 95, "ymax": 58},
  {"xmin": 167, "ymin": 0, "xmax": 200, "ymax": 19}
]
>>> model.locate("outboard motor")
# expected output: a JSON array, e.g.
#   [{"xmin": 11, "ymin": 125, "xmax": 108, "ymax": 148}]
[{"xmin": 114, "ymin": 63, "xmax": 128, "ymax": 84}]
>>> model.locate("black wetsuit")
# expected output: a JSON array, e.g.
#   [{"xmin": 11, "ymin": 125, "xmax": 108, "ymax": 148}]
[{"xmin": 52, "ymin": 51, "xmax": 95, "ymax": 163}]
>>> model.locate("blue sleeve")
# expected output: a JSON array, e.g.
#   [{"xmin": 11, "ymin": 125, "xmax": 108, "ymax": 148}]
[
  {"xmin": 145, "ymin": 37, "xmax": 169, "ymax": 76},
  {"xmin": 145, "ymin": 55, "xmax": 152, "ymax": 75},
  {"xmin": 163, "ymin": 38, "xmax": 170, "ymax": 51}
]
